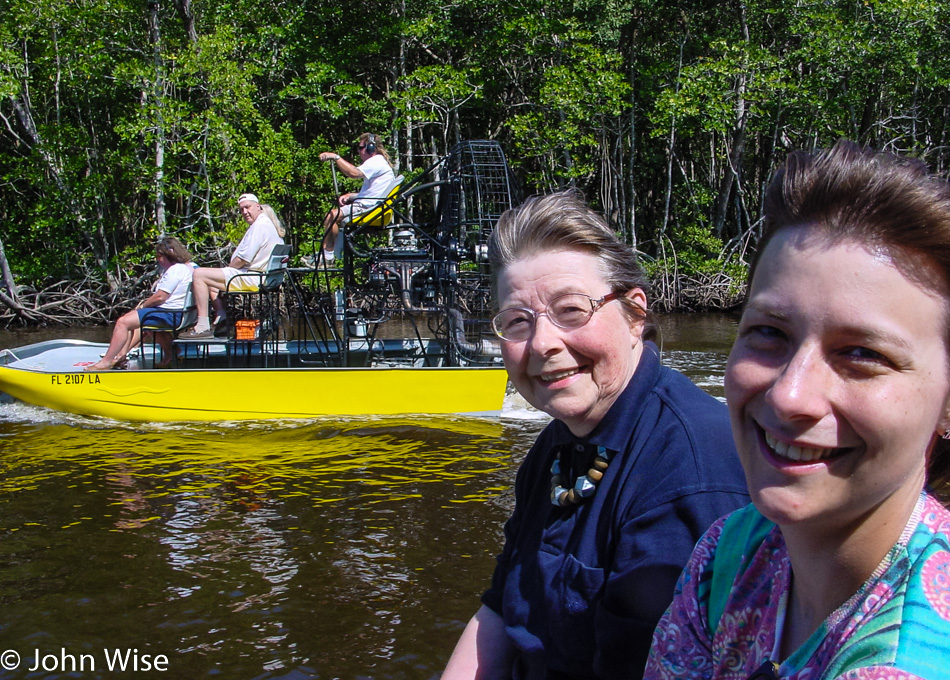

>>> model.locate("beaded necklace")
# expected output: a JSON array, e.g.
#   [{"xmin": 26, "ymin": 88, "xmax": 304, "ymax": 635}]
[{"xmin": 550, "ymin": 444, "xmax": 612, "ymax": 507}]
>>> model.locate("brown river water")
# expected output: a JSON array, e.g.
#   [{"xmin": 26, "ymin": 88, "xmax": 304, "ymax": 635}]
[{"xmin": 0, "ymin": 313, "xmax": 736, "ymax": 679}]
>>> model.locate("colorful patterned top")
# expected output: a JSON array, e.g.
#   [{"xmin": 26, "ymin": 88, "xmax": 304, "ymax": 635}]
[{"xmin": 644, "ymin": 492, "xmax": 950, "ymax": 680}]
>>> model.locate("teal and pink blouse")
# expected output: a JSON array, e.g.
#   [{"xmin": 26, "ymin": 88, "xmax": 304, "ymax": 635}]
[{"xmin": 645, "ymin": 492, "xmax": 950, "ymax": 680}]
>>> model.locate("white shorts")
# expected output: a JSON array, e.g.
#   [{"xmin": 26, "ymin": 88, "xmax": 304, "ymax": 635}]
[
  {"xmin": 222, "ymin": 267, "xmax": 260, "ymax": 292},
  {"xmin": 343, "ymin": 202, "xmax": 373, "ymax": 220}
]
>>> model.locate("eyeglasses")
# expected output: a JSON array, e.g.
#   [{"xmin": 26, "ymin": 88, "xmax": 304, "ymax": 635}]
[
  {"xmin": 358, "ymin": 145, "xmax": 367, "ymax": 150},
  {"xmin": 491, "ymin": 292, "xmax": 624, "ymax": 342}
]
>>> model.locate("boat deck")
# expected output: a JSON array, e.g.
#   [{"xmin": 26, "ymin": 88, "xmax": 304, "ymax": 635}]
[
  {"xmin": 0, "ymin": 337, "xmax": 502, "ymax": 373},
  {"xmin": 0, "ymin": 340, "xmax": 124, "ymax": 372}
]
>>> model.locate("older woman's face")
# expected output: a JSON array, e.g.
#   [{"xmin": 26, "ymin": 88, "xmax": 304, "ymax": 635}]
[
  {"xmin": 497, "ymin": 249, "xmax": 646, "ymax": 436},
  {"xmin": 725, "ymin": 227, "xmax": 950, "ymax": 537}
]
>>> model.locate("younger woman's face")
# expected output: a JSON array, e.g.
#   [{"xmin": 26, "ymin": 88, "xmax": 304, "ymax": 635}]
[{"xmin": 725, "ymin": 226, "xmax": 950, "ymax": 538}]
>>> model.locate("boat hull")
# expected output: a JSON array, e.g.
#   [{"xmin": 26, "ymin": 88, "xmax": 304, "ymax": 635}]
[
  {"xmin": 0, "ymin": 341, "xmax": 508, "ymax": 422},
  {"xmin": 0, "ymin": 365, "xmax": 508, "ymax": 422}
]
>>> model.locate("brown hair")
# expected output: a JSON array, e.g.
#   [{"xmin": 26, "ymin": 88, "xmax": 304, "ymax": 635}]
[
  {"xmin": 155, "ymin": 237, "xmax": 192, "ymax": 265},
  {"xmin": 488, "ymin": 189, "xmax": 653, "ymax": 333},
  {"xmin": 358, "ymin": 132, "xmax": 393, "ymax": 166},
  {"xmin": 757, "ymin": 139, "xmax": 950, "ymax": 493}
]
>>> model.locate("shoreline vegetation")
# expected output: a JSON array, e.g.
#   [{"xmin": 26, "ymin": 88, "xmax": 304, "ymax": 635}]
[
  {"xmin": 4, "ymin": 0, "xmax": 947, "ymax": 326},
  {"xmin": 0, "ymin": 248, "xmax": 748, "ymax": 328}
]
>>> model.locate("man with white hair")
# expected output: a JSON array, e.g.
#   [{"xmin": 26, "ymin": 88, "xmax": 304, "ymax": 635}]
[{"xmin": 180, "ymin": 193, "xmax": 284, "ymax": 339}]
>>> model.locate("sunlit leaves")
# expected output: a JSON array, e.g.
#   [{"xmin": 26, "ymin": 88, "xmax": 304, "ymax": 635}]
[{"xmin": 2, "ymin": 0, "xmax": 950, "ymax": 294}]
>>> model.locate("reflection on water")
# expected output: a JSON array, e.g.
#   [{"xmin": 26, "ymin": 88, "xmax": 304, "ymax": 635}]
[
  {"xmin": 0, "ymin": 412, "xmax": 548, "ymax": 679},
  {"xmin": 0, "ymin": 314, "xmax": 735, "ymax": 679},
  {"xmin": 0, "ymin": 416, "xmax": 516, "ymax": 509}
]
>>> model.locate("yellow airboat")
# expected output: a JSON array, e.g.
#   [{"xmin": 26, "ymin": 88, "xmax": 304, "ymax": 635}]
[{"xmin": 0, "ymin": 141, "xmax": 516, "ymax": 423}]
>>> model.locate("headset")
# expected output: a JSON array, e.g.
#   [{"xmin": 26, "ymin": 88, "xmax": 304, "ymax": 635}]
[{"xmin": 364, "ymin": 134, "xmax": 377, "ymax": 155}]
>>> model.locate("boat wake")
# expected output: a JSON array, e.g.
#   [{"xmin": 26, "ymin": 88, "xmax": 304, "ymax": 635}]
[
  {"xmin": 0, "ymin": 385, "xmax": 546, "ymax": 433},
  {"xmin": 499, "ymin": 387, "xmax": 549, "ymax": 422}
]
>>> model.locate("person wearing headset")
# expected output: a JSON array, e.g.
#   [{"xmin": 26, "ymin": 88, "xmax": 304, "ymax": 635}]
[{"xmin": 317, "ymin": 132, "xmax": 395, "ymax": 264}]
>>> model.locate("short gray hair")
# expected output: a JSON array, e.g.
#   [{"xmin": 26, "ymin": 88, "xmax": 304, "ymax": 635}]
[{"xmin": 488, "ymin": 190, "xmax": 651, "ymax": 326}]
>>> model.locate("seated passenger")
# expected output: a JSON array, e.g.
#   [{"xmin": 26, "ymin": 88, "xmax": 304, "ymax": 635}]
[
  {"xmin": 180, "ymin": 193, "xmax": 285, "ymax": 339},
  {"xmin": 86, "ymin": 237, "xmax": 195, "ymax": 371},
  {"xmin": 645, "ymin": 140, "xmax": 950, "ymax": 679},
  {"xmin": 318, "ymin": 132, "xmax": 395, "ymax": 263},
  {"xmin": 442, "ymin": 191, "xmax": 749, "ymax": 680}
]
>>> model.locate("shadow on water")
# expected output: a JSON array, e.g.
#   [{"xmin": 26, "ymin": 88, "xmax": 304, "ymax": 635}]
[{"xmin": 0, "ymin": 314, "xmax": 734, "ymax": 679}]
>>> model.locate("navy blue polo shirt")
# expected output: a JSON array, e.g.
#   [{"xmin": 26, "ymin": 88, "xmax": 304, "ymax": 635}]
[{"xmin": 482, "ymin": 343, "xmax": 749, "ymax": 679}]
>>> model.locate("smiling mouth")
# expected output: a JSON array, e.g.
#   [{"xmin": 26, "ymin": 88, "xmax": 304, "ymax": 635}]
[
  {"xmin": 763, "ymin": 430, "xmax": 841, "ymax": 463},
  {"xmin": 540, "ymin": 367, "xmax": 581, "ymax": 383}
]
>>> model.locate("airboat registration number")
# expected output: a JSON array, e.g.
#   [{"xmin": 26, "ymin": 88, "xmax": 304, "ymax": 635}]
[{"xmin": 52, "ymin": 374, "xmax": 101, "ymax": 385}]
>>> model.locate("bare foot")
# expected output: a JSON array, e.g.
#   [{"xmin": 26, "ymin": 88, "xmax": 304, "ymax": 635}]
[
  {"xmin": 84, "ymin": 358, "xmax": 116, "ymax": 371},
  {"xmin": 155, "ymin": 351, "xmax": 182, "ymax": 368}
]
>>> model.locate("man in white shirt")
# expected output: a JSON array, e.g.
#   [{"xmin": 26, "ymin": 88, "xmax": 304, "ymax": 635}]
[
  {"xmin": 318, "ymin": 132, "xmax": 395, "ymax": 263},
  {"xmin": 180, "ymin": 193, "xmax": 284, "ymax": 339}
]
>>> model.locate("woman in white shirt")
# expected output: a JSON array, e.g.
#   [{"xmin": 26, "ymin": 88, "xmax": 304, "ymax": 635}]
[
  {"xmin": 318, "ymin": 132, "xmax": 395, "ymax": 262},
  {"xmin": 86, "ymin": 237, "xmax": 195, "ymax": 370}
]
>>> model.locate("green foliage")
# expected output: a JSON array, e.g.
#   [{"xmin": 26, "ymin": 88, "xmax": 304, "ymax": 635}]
[
  {"xmin": 646, "ymin": 223, "xmax": 741, "ymax": 281},
  {"xmin": 642, "ymin": 224, "xmax": 748, "ymax": 310},
  {"xmin": 2, "ymin": 0, "xmax": 950, "ymax": 313},
  {"xmin": 391, "ymin": 64, "xmax": 484, "ymax": 128},
  {"xmin": 500, "ymin": 19, "xmax": 632, "ymax": 187}
]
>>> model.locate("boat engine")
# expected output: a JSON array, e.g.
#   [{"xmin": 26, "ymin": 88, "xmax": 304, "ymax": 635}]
[{"xmin": 298, "ymin": 140, "xmax": 520, "ymax": 368}]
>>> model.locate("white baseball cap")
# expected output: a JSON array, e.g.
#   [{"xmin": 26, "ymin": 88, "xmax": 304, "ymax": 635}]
[{"xmin": 238, "ymin": 193, "xmax": 260, "ymax": 205}]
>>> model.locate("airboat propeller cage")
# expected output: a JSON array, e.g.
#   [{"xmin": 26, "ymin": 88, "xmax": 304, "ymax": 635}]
[{"xmin": 437, "ymin": 140, "xmax": 520, "ymax": 264}]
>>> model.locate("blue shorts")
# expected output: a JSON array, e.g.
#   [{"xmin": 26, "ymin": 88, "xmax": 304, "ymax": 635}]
[{"xmin": 138, "ymin": 309, "xmax": 183, "ymax": 329}]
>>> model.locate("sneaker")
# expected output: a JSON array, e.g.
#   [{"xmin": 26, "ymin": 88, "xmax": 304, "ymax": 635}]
[{"xmin": 179, "ymin": 327, "xmax": 214, "ymax": 340}]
